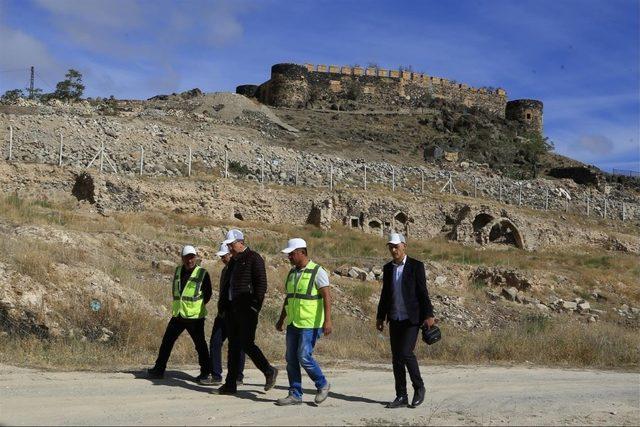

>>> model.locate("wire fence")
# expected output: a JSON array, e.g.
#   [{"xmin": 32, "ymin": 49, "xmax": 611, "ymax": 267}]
[
  {"xmin": 2, "ymin": 125, "xmax": 639, "ymax": 222},
  {"xmin": 612, "ymin": 168, "xmax": 640, "ymax": 178}
]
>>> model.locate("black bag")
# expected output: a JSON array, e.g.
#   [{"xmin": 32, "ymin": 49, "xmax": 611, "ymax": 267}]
[{"xmin": 421, "ymin": 325, "xmax": 442, "ymax": 345}]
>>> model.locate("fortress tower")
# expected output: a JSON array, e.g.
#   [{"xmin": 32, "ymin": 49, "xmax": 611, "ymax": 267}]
[{"xmin": 505, "ymin": 99, "xmax": 544, "ymax": 135}]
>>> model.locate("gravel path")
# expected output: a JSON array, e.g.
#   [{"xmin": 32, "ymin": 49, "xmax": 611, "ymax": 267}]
[{"xmin": 1, "ymin": 363, "xmax": 638, "ymax": 425}]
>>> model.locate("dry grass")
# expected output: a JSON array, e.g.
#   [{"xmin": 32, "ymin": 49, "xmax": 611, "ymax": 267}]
[{"xmin": 0, "ymin": 193, "xmax": 638, "ymax": 372}]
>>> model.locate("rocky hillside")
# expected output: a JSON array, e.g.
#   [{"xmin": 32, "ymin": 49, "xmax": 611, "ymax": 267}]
[{"xmin": 0, "ymin": 94, "xmax": 638, "ymax": 370}]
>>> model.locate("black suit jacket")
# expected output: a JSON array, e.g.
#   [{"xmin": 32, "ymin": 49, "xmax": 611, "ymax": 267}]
[{"xmin": 376, "ymin": 256, "xmax": 434, "ymax": 325}]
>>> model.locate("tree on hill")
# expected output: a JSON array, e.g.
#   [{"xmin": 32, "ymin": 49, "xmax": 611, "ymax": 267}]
[
  {"xmin": 46, "ymin": 69, "xmax": 85, "ymax": 102},
  {"xmin": 1, "ymin": 89, "xmax": 25, "ymax": 104}
]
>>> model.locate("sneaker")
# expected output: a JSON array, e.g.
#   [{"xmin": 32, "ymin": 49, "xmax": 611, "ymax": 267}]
[
  {"xmin": 236, "ymin": 378, "xmax": 244, "ymax": 386},
  {"xmin": 196, "ymin": 374, "xmax": 215, "ymax": 385},
  {"xmin": 212, "ymin": 377, "xmax": 223, "ymax": 385},
  {"xmin": 264, "ymin": 367, "xmax": 279, "ymax": 391},
  {"xmin": 214, "ymin": 383, "xmax": 237, "ymax": 395},
  {"xmin": 315, "ymin": 382, "xmax": 330, "ymax": 404},
  {"xmin": 146, "ymin": 367, "xmax": 164, "ymax": 379},
  {"xmin": 275, "ymin": 393, "xmax": 303, "ymax": 406}
]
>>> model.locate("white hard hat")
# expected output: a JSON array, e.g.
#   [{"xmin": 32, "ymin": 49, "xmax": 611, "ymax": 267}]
[
  {"xmin": 181, "ymin": 245, "xmax": 197, "ymax": 256},
  {"xmin": 281, "ymin": 238, "xmax": 307, "ymax": 254},
  {"xmin": 215, "ymin": 243, "xmax": 230, "ymax": 257},
  {"xmin": 387, "ymin": 233, "xmax": 406, "ymax": 245},
  {"xmin": 222, "ymin": 229, "xmax": 244, "ymax": 245}
]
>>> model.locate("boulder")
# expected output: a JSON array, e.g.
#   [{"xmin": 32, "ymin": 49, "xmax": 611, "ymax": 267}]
[
  {"xmin": 348, "ymin": 267, "xmax": 368, "ymax": 281},
  {"xmin": 577, "ymin": 301, "xmax": 591, "ymax": 312},
  {"xmin": 501, "ymin": 287, "xmax": 518, "ymax": 301}
]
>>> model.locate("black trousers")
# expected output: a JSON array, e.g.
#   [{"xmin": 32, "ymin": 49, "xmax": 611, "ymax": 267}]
[
  {"xmin": 154, "ymin": 317, "xmax": 212, "ymax": 376},
  {"xmin": 224, "ymin": 299, "xmax": 272, "ymax": 389},
  {"xmin": 210, "ymin": 315, "xmax": 246, "ymax": 380},
  {"xmin": 389, "ymin": 319, "xmax": 424, "ymax": 397}
]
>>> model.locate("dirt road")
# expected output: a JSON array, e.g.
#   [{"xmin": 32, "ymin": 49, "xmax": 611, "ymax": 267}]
[{"xmin": 1, "ymin": 363, "xmax": 638, "ymax": 425}]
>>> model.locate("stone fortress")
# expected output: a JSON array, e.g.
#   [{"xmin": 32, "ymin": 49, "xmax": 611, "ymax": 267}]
[{"xmin": 237, "ymin": 63, "xmax": 544, "ymax": 134}]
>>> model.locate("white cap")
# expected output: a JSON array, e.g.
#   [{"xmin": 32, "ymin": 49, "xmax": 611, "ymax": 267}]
[
  {"xmin": 215, "ymin": 243, "xmax": 230, "ymax": 257},
  {"xmin": 387, "ymin": 233, "xmax": 406, "ymax": 245},
  {"xmin": 181, "ymin": 245, "xmax": 197, "ymax": 256},
  {"xmin": 222, "ymin": 229, "xmax": 244, "ymax": 245},
  {"xmin": 281, "ymin": 238, "xmax": 307, "ymax": 254}
]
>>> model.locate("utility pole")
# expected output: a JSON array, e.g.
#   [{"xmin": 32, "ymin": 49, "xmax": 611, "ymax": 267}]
[{"xmin": 29, "ymin": 66, "xmax": 35, "ymax": 99}]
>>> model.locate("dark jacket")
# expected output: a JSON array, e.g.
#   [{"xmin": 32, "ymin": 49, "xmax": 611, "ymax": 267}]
[
  {"xmin": 226, "ymin": 247, "xmax": 268, "ymax": 311},
  {"xmin": 217, "ymin": 264, "xmax": 230, "ymax": 317},
  {"xmin": 376, "ymin": 256, "xmax": 434, "ymax": 325}
]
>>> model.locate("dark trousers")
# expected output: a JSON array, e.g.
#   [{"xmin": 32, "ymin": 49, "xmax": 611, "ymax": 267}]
[
  {"xmin": 389, "ymin": 319, "xmax": 424, "ymax": 397},
  {"xmin": 224, "ymin": 300, "xmax": 273, "ymax": 389},
  {"xmin": 154, "ymin": 317, "xmax": 212, "ymax": 376},
  {"xmin": 210, "ymin": 315, "xmax": 245, "ymax": 380}
]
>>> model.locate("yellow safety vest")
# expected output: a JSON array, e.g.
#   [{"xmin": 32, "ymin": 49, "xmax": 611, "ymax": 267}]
[
  {"xmin": 285, "ymin": 261, "xmax": 324, "ymax": 328},
  {"xmin": 172, "ymin": 265, "xmax": 208, "ymax": 319}
]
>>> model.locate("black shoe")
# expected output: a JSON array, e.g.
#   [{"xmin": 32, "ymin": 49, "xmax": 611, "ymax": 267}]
[
  {"xmin": 146, "ymin": 367, "xmax": 164, "ymax": 379},
  {"xmin": 264, "ymin": 367, "xmax": 278, "ymax": 391},
  {"xmin": 236, "ymin": 378, "xmax": 244, "ymax": 386},
  {"xmin": 215, "ymin": 383, "xmax": 237, "ymax": 395},
  {"xmin": 410, "ymin": 387, "xmax": 426, "ymax": 408},
  {"xmin": 386, "ymin": 395, "xmax": 409, "ymax": 409}
]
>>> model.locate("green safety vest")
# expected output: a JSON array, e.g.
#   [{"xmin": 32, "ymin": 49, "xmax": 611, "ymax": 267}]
[
  {"xmin": 172, "ymin": 265, "xmax": 208, "ymax": 319},
  {"xmin": 285, "ymin": 260, "xmax": 324, "ymax": 328}
]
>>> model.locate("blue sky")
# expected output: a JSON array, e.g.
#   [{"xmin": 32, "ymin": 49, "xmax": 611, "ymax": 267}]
[{"xmin": 1, "ymin": 0, "xmax": 638, "ymax": 172}]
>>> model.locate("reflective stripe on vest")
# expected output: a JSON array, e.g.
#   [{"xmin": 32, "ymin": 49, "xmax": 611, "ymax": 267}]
[
  {"xmin": 171, "ymin": 265, "xmax": 208, "ymax": 319},
  {"xmin": 284, "ymin": 261, "xmax": 324, "ymax": 328}
]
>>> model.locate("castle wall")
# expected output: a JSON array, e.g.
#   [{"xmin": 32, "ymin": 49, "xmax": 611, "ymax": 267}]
[{"xmin": 252, "ymin": 63, "xmax": 507, "ymax": 116}]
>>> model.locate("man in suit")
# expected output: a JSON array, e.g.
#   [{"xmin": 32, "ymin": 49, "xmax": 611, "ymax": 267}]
[{"xmin": 376, "ymin": 233, "xmax": 435, "ymax": 409}]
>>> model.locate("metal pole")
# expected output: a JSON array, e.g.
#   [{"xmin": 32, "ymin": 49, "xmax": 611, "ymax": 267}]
[
  {"xmin": 8, "ymin": 125, "xmax": 12, "ymax": 160},
  {"xmin": 586, "ymin": 192, "xmax": 590, "ymax": 216},
  {"xmin": 474, "ymin": 177, "xmax": 477, "ymax": 198},
  {"xmin": 260, "ymin": 157, "xmax": 264, "ymax": 188},
  {"xmin": 518, "ymin": 183, "xmax": 522, "ymax": 205},
  {"xmin": 603, "ymin": 198, "xmax": 607, "ymax": 218},
  {"xmin": 421, "ymin": 170, "xmax": 424, "ymax": 194},
  {"xmin": 498, "ymin": 179, "xmax": 502, "ymax": 202},
  {"xmin": 139, "ymin": 147, "xmax": 144, "ymax": 176},
  {"xmin": 392, "ymin": 167, "xmax": 395, "ymax": 191},
  {"xmin": 622, "ymin": 202, "xmax": 626, "ymax": 221},
  {"xmin": 448, "ymin": 172, "xmax": 452, "ymax": 195},
  {"xmin": 329, "ymin": 163, "xmax": 333, "ymax": 191},
  {"xmin": 188, "ymin": 147, "xmax": 192, "ymax": 177},
  {"xmin": 295, "ymin": 163, "xmax": 299, "ymax": 186},
  {"xmin": 224, "ymin": 150, "xmax": 228, "ymax": 178},
  {"xmin": 545, "ymin": 188, "xmax": 549, "ymax": 210},
  {"xmin": 364, "ymin": 164, "xmax": 367, "ymax": 191},
  {"xmin": 58, "ymin": 131, "xmax": 63, "ymax": 166},
  {"xmin": 99, "ymin": 141, "xmax": 104, "ymax": 173}
]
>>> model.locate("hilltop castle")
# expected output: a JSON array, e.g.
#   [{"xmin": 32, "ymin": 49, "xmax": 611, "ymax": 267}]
[{"xmin": 237, "ymin": 63, "xmax": 543, "ymax": 135}]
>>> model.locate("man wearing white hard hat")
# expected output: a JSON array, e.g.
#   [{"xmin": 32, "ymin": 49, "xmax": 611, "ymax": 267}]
[
  {"xmin": 275, "ymin": 238, "xmax": 332, "ymax": 406},
  {"xmin": 376, "ymin": 233, "xmax": 434, "ymax": 409},
  {"xmin": 147, "ymin": 245, "xmax": 214, "ymax": 384},
  {"xmin": 200, "ymin": 243, "xmax": 246, "ymax": 385},
  {"xmin": 216, "ymin": 229, "xmax": 279, "ymax": 395}
]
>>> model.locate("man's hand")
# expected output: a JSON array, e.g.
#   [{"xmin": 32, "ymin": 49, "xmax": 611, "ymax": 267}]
[
  {"xmin": 275, "ymin": 318, "xmax": 284, "ymax": 332},
  {"xmin": 423, "ymin": 317, "xmax": 436, "ymax": 329},
  {"xmin": 376, "ymin": 319, "xmax": 384, "ymax": 332},
  {"xmin": 323, "ymin": 319, "xmax": 333, "ymax": 336}
]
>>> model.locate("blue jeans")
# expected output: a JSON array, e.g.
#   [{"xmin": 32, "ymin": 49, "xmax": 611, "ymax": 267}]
[
  {"xmin": 286, "ymin": 325, "xmax": 327, "ymax": 398},
  {"xmin": 210, "ymin": 315, "xmax": 245, "ymax": 381}
]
